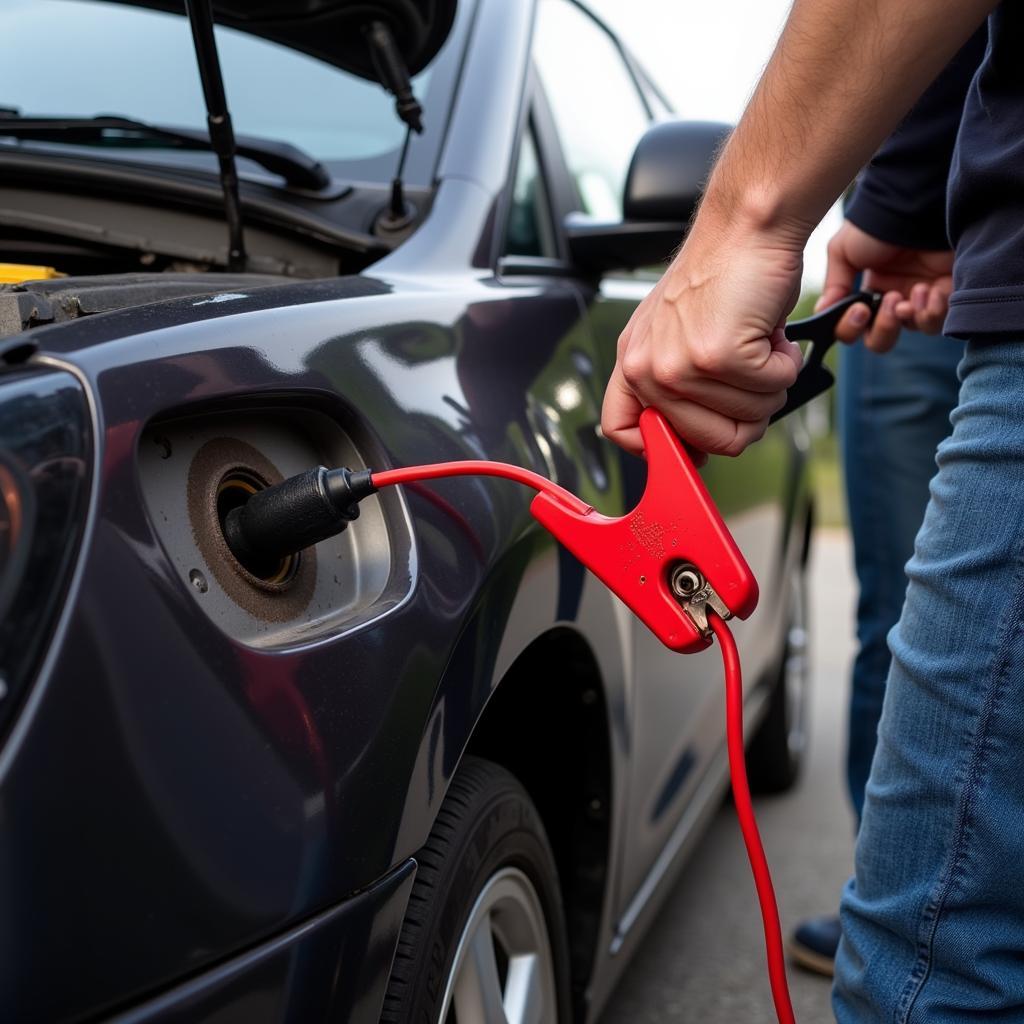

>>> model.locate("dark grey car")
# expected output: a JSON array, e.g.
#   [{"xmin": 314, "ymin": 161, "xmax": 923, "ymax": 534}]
[{"xmin": 0, "ymin": 1, "xmax": 812, "ymax": 1020}]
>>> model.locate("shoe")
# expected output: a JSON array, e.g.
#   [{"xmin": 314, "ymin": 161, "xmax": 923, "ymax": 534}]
[{"xmin": 788, "ymin": 914, "xmax": 841, "ymax": 977}]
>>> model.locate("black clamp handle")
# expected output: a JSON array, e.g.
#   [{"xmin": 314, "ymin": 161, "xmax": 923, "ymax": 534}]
[{"xmin": 770, "ymin": 290, "xmax": 882, "ymax": 423}]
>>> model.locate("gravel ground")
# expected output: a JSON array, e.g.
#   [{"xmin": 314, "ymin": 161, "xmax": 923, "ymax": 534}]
[{"xmin": 600, "ymin": 529, "xmax": 857, "ymax": 1023}]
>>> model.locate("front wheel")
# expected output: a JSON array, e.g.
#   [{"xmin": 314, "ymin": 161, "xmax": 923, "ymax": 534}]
[{"xmin": 381, "ymin": 756, "xmax": 571, "ymax": 1024}]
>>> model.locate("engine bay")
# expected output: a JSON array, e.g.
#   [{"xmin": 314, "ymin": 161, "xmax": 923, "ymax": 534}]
[{"xmin": 0, "ymin": 170, "xmax": 429, "ymax": 338}]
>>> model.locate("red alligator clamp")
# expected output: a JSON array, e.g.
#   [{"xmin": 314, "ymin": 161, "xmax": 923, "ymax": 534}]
[{"xmin": 530, "ymin": 408, "xmax": 758, "ymax": 653}]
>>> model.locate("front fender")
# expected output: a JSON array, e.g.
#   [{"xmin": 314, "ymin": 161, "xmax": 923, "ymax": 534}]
[{"xmin": 392, "ymin": 524, "xmax": 634, "ymax": 866}]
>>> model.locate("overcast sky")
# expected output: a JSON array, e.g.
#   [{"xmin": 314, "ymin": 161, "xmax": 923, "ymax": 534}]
[{"xmin": 588, "ymin": 0, "xmax": 839, "ymax": 289}]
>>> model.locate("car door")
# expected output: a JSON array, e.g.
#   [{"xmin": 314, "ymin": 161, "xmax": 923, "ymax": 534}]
[
  {"xmin": 494, "ymin": 68, "xmax": 622, "ymax": 519},
  {"xmin": 529, "ymin": 0, "xmax": 794, "ymax": 938}
]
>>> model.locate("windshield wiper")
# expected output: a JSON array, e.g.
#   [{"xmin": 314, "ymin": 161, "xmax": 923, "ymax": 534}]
[{"xmin": 0, "ymin": 114, "xmax": 330, "ymax": 192}]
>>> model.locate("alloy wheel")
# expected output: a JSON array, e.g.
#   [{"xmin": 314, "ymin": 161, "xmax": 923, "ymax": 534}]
[{"xmin": 439, "ymin": 866, "xmax": 558, "ymax": 1024}]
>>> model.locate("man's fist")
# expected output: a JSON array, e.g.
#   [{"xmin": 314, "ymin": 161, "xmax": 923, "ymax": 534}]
[
  {"xmin": 822, "ymin": 220, "xmax": 954, "ymax": 351},
  {"xmin": 601, "ymin": 220, "xmax": 804, "ymax": 458}
]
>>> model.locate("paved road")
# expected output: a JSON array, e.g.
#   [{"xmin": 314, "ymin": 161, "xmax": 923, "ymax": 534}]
[{"xmin": 601, "ymin": 529, "xmax": 857, "ymax": 1023}]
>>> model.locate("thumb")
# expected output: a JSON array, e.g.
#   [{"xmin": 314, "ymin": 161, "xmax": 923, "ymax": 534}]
[{"xmin": 601, "ymin": 363, "xmax": 646, "ymax": 456}]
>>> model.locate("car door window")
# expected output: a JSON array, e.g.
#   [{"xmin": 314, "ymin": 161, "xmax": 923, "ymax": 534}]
[
  {"xmin": 505, "ymin": 127, "xmax": 558, "ymax": 258},
  {"xmin": 533, "ymin": 0, "xmax": 651, "ymax": 220}
]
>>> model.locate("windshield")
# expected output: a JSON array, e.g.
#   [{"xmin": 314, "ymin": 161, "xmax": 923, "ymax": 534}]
[{"xmin": 2, "ymin": 0, "xmax": 470, "ymax": 186}]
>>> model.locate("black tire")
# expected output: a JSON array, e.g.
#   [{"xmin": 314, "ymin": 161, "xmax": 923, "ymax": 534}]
[
  {"xmin": 381, "ymin": 756, "xmax": 572, "ymax": 1024},
  {"xmin": 747, "ymin": 558, "xmax": 810, "ymax": 793}
]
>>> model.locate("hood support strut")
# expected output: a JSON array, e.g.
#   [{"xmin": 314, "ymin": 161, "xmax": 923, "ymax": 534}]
[{"xmin": 184, "ymin": 0, "xmax": 247, "ymax": 271}]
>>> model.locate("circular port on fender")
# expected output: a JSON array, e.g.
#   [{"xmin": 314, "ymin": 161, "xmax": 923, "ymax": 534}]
[
  {"xmin": 187, "ymin": 438, "xmax": 316, "ymax": 619},
  {"xmin": 216, "ymin": 470, "xmax": 300, "ymax": 586}
]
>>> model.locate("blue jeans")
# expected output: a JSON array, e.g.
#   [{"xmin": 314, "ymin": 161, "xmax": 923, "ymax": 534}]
[
  {"xmin": 839, "ymin": 333, "xmax": 963, "ymax": 822},
  {"xmin": 834, "ymin": 337, "xmax": 1024, "ymax": 1020}
]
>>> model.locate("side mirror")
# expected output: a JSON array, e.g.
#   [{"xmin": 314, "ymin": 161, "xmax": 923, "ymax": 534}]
[
  {"xmin": 623, "ymin": 119, "xmax": 731, "ymax": 222},
  {"xmin": 565, "ymin": 120, "xmax": 731, "ymax": 274}
]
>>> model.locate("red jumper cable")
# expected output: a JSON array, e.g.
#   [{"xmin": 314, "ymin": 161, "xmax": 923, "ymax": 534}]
[
  {"xmin": 221, "ymin": 297, "xmax": 885, "ymax": 1022},
  {"xmin": 223, "ymin": 407, "xmax": 796, "ymax": 1021}
]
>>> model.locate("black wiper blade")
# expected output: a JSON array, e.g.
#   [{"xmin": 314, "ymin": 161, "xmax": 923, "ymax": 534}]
[{"xmin": 0, "ymin": 114, "xmax": 330, "ymax": 191}]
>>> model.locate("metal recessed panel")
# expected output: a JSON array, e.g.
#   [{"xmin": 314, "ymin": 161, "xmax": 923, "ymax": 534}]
[{"xmin": 138, "ymin": 406, "xmax": 413, "ymax": 648}]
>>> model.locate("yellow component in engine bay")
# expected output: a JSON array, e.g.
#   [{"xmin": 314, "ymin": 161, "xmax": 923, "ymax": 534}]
[{"xmin": 0, "ymin": 263, "xmax": 66, "ymax": 285}]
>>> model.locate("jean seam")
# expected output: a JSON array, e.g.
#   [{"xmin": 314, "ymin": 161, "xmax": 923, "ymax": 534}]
[{"xmin": 893, "ymin": 543, "xmax": 1024, "ymax": 1024}]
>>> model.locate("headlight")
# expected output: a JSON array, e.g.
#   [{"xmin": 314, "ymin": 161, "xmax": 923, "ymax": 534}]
[{"xmin": 0, "ymin": 369, "xmax": 90, "ymax": 739}]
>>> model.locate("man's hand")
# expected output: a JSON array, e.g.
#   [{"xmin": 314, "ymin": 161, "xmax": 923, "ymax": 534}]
[
  {"xmin": 601, "ymin": 216, "xmax": 804, "ymax": 457},
  {"xmin": 821, "ymin": 220, "xmax": 954, "ymax": 351}
]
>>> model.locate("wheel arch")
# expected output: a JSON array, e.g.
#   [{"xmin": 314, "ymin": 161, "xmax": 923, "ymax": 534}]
[
  {"xmin": 466, "ymin": 626, "xmax": 613, "ymax": 1021},
  {"xmin": 390, "ymin": 533, "xmax": 628, "ymax": 1018}
]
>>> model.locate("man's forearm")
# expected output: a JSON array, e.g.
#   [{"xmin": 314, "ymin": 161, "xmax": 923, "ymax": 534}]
[{"xmin": 699, "ymin": 0, "xmax": 995, "ymax": 246}]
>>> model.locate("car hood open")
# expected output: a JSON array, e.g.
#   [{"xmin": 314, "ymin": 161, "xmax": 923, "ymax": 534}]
[{"xmin": 89, "ymin": 0, "xmax": 456, "ymax": 77}]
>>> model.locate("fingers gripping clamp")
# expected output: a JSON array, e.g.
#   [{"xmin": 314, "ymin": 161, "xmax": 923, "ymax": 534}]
[{"xmin": 530, "ymin": 409, "xmax": 758, "ymax": 653}]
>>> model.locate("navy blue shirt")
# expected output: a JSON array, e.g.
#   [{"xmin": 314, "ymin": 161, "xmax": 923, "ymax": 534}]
[{"xmin": 845, "ymin": 15, "xmax": 1024, "ymax": 337}]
